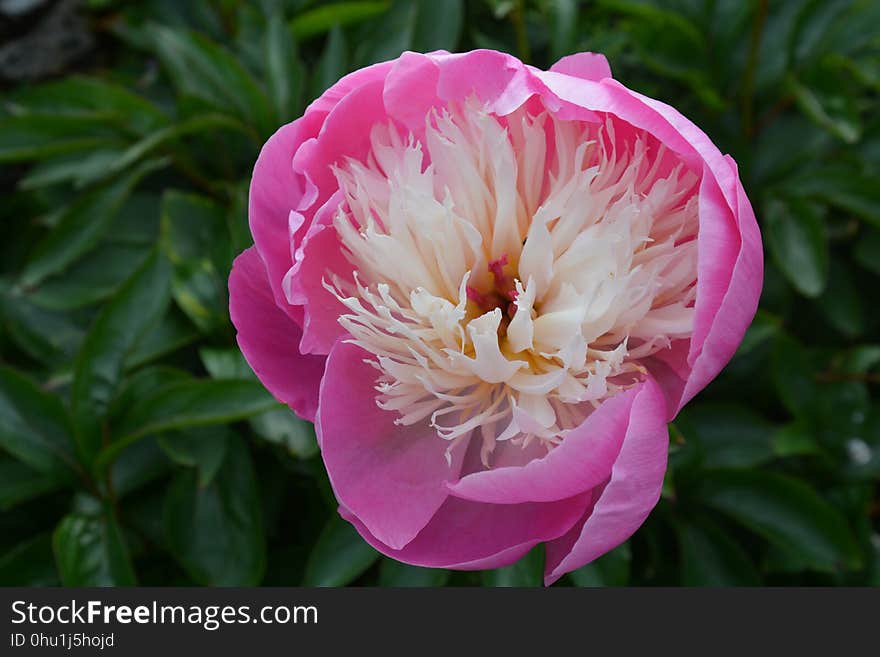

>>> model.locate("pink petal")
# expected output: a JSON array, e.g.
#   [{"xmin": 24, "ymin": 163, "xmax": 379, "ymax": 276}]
[
  {"xmin": 286, "ymin": 208, "xmax": 352, "ymax": 356},
  {"xmin": 447, "ymin": 386, "xmax": 640, "ymax": 504},
  {"xmin": 549, "ymin": 52, "xmax": 613, "ymax": 81},
  {"xmin": 434, "ymin": 49, "xmax": 535, "ymax": 115},
  {"xmin": 292, "ymin": 79, "xmax": 388, "ymax": 216},
  {"xmin": 383, "ymin": 52, "xmax": 443, "ymax": 134},
  {"xmin": 543, "ymin": 376, "xmax": 669, "ymax": 585},
  {"xmin": 228, "ymin": 247, "xmax": 326, "ymax": 421},
  {"xmin": 306, "ymin": 60, "xmax": 395, "ymax": 116},
  {"xmin": 317, "ymin": 340, "xmax": 466, "ymax": 550},
  {"xmin": 247, "ymin": 60, "xmax": 396, "ymax": 328},
  {"xmin": 688, "ymin": 165, "xmax": 741, "ymax": 373},
  {"xmin": 248, "ymin": 115, "xmax": 324, "ymax": 322},
  {"xmin": 645, "ymin": 339, "xmax": 689, "ymax": 413},
  {"xmin": 677, "ymin": 158, "xmax": 763, "ymax": 411},
  {"xmin": 386, "ymin": 50, "xmax": 578, "ymax": 123},
  {"xmin": 289, "ymin": 80, "xmax": 390, "ymax": 355},
  {"xmin": 531, "ymin": 71, "xmax": 760, "ymax": 416},
  {"xmin": 339, "ymin": 490, "xmax": 591, "ymax": 570}
]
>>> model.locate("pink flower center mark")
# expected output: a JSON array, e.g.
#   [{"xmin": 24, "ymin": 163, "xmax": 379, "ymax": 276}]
[{"xmin": 467, "ymin": 254, "xmax": 520, "ymax": 327}]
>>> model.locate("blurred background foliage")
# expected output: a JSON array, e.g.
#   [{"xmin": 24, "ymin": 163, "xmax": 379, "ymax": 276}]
[{"xmin": 0, "ymin": 0, "xmax": 878, "ymax": 587}]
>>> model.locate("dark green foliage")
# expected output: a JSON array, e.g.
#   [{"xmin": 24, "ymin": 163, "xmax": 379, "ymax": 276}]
[{"xmin": 0, "ymin": 0, "xmax": 877, "ymax": 587}]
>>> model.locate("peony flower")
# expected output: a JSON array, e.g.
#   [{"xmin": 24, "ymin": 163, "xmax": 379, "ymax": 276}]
[{"xmin": 229, "ymin": 50, "xmax": 763, "ymax": 585}]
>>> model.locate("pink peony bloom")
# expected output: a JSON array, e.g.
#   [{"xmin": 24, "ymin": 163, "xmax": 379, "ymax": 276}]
[{"xmin": 229, "ymin": 50, "xmax": 763, "ymax": 585}]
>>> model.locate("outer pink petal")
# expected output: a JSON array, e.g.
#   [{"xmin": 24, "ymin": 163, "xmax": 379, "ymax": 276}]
[
  {"xmin": 293, "ymin": 79, "xmax": 388, "ymax": 215},
  {"xmin": 290, "ymin": 80, "xmax": 390, "ymax": 355},
  {"xmin": 228, "ymin": 247, "xmax": 326, "ymax": 421},
  {"xmin": 383, "ymin": 50, "xmax": 600, "ymax": 129},
  {"xmin": 247, "ymin": 60, "xmax": 396, "ymax": 326},
  {"xmin": 532, "ymin": 71, "xmax": 761, "ymax": 416},
  {"xmin": 446, "ymin": 386, "xmax": 640, "ymax": 504},
  {"xmin": 549, "ymin": 52, "xmax": 613, "ymax": 81},
  {"xmin": 339, "ymin": 491, "xmax": 591, "ymax": 571},
  {"xmin": 543, "ymin": 376, "xmax": 669, "ymax": 585},
  {"xmin": 286, "ymin": 220, "xmax": 352, "ymax": 356},
  {"xmin": 433, "ymin": 49, "xmax": 537, "ymax": 115},
  {"xmin": 317, "ymin": 340, "xmax": 466, "ymax": 550},
  {"xmin": 689, "ymin": 165, "xmax": 741, "ymax": 368},
  {"xmin": 569, "ymin": 83, "xmax": 762, "ymax": 412},
  {"xmin": 677, "ymin": 159, "xmax": 763, "ymax": 410},
  {"xmin": 248, "ymin": 115, "xmax": 323, "ymax": 321},
  {"xmin": 306, "ymin": 60, "xmax": 395, "ymax": 116},
  {"xmin": 382, "ymin": 52, "xmax": 443, "ymax": 134}
]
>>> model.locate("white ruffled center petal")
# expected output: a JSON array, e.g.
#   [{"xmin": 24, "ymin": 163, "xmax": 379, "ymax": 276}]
[{"xmin": 324, "ymin": 98, "xmax": 699, "ymax": 466}]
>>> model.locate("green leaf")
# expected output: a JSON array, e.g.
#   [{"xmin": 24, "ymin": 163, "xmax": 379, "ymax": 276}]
[
  {"xmin": 104, "ymin": 114, "xmax": 252, "ymax": 182},
  {"xmin": 0, "ymin": 114, "xmax": 122, "ymax": 163},
  {"xmin": 225, "ymin": 181, "xmax": 253, "ymax": 254},
  {"xmin": 353, "ymin": 0, "xmax": 415, "ymax": 64},
  {"xmin": 0, "ymin": 366, "xmax": 77, "ymax": 476},
  {"xmin": 786, "ymin": 73, "xmax": 861, "ymax": 144},
  {"xmin": 160, "ymin": 191, "xmax": 232, "ymax": 334},
  {"xmin": 771, "ymin": 333, "xmax": 819, "ymax": 420},
  {"xmin": 0, "ymin": 286, "xmax": 86, "ymax": 366},
  {"xmin": 816, "ymin": 260, "xmax": 864, "ymax": 338},
  {"xmin": 548, "ymin": 0, "xmax": 578, "ymax": 61},
  {"xmin": 751, "ymin": 115, "xmax": 831, "ymax": 186},
  {"xmin": 734, "ymin": 310, "xmax": 781, "ymax": 357},
  {"xmin": 53, "ymin": 506, "xmax": 137, "ymax": 586},
  {"xmin": 784, "ymin": 166, "xmax": 880, "ymax": 228},
  {"xmin": 304, "ymin": 514, "xmax": 379, "ymax": 586},
  {"xmin": 164, "ymin": 435, "xmax": 265, "ymax": 585},
  {"xmin": 149, "ymin": 25, "xmax": 273, "ymax": 135},
  {"xmin": 290, "ymin": 1, "xmax": 390, "ymax": 39},
  {"xmin": 27, "ymin": 242, "xmax": 151, "ymax": 311},
  {"xmin": 854, "ymin": 226, "xmax": 880, "ymax": 276},
  {"xmin": 568, "ymin": 542, "xmax": 631, "ymax": 587},
  {"xmin": 104, "ymin": 379, "xmax": 277, "ymax": 467},
  {"xmin": 107, "ymin": 366, "xmax": 192, "ymax": 423},
  {"xmin": 125, "ymin": 309, "xmax": 198, "ymax": 369},
  {"xmin": 312, "ymin": 25, "xmax": 347, "ymax": 100},
  {"xmin": 696, "ymin": 469, "xmax": 863, "ymax": 573},
  {"xmin": 0, "ymin": 533, "xmax": 59, "ymax": 586},
  {"xmin": 107, "ymin": 192, "xmax": 162, "ymax": 246},
  {"xmin": 675, "ymin": 516, "xmax": 761, "ymax": 586},
  {"xmin": 840, "ymin": 345, "xmax": 880, "ymax": 374},
  {"xmin": 763, "ymin": 197, "xmax": 828, "ymax": 298},
  {"xmin": 482, "ymin": 545, "xmax": 543, "ymax": 587},
  {"xmin": 8, "ymin": 75, "xmax": 169, "ymax": 136},
  {"xmin": 0, "ymin": 459, "xmax": 67, "ymax": 510},
  {"xmin": 789, "ymin": 0, "xmax": 852, "ymax": 67},
  {"xmin": 20, "ymin": 159, "xmax": 163, "ymax": 287},
  {"xmin": 839, "ymin": 403, "xmax": 880, "ymax": 479},
  {"xmin": 109, "ymin": 437, "xmax": 173, "ymax": 499},
  {"xmin": 159, "ymin": 426, "xmax": 229, "ymax": 487},
  {"xmin": 677, "ymin": 403, "xmax": 775, "ymax": 469},
  {"xmin": 19, "ymin": 149, "xmax": 128, "ymax": 191},
  {"xmin": 411, "ymin": 0, "xmax": 463, "ymax": 51},
  {"xmin": 600, "ymin": 0, "xmax": 723, "ymax": 110},
  {"xmin": 815, "ymin": 380, "xmax": 870, "ymax": 448},
  {"xmin": 71, "ymin": 250, "xmax": 171, "ymax": 464},
  {"xmin": 379, "ymin": 559, "xmax": 449, "ymax": 587},
  {"xmin": 772, "ymin": 420, "xmax": 820, "ymax": 457},
  {"xmin": 200, "ymin": 347, "xmax": 255, "ymax": 380},
  {"xmin": 249, "ymin": 408, "xmax": 319, "ymax": 459},
  {"xmin": 265, "ymin": 16, "xmax": 305, "ymax": 123}
]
